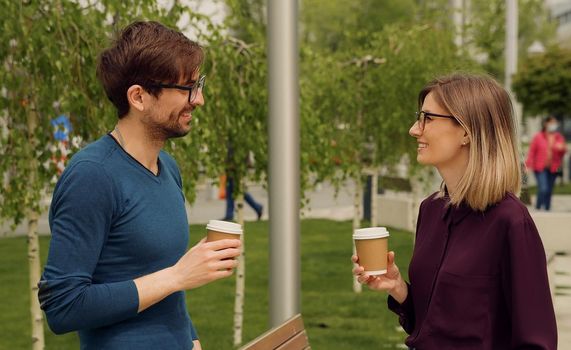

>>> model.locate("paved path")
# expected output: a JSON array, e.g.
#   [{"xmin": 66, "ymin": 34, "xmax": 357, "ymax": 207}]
[{"xmin": 0, "ymin": 181, "xmax": 357, "ymax": 237}]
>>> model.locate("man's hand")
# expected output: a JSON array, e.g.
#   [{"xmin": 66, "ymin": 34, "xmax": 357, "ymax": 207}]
[
  {"xmin": 171, "ymin": 238, "xmax": 242, "ymax": 291},
  {"xmin": 134, "ymin": 237, "xmax": 241, "ymax": 312}
]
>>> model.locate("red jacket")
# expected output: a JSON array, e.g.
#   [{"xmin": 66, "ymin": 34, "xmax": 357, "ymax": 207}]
[{"xmin": 526, "ymin": 131, "xmax": 567, "ymax": 173}]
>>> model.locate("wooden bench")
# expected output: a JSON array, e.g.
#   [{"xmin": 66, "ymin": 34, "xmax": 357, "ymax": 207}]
[{"xmin": 239, "ymin": 314, "xmax": 311, "ymax": 350}]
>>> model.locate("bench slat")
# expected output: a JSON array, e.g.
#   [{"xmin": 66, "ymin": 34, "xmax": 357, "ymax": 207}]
[
  {"xmin": 275, "ymin": 330, "xmax": 310, "ymax": 350},
  {"xmin": 239, "ymin": 314, "xmax": 306, "ymax": 350}
]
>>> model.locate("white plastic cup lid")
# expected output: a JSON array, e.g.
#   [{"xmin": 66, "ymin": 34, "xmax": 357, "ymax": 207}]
[
  {"xmin": 206, "ymin": 220, "xmax": 243, "ymax": 234},
  {"xmin": 353, "ymin": 227, "xmax": 389, "ymax": 240}
]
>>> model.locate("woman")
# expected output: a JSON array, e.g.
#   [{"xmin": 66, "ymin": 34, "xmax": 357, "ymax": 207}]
[
  {"xmin": 353, "ymin": 74, "xmax": 557, "ymax": 349},
  {"xmin": 526, "ymin": 116, "xmax": 567, "ymax": 211}
]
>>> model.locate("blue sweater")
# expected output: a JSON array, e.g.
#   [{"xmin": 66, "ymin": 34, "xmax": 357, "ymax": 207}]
[{"xmin": 39, "ymin": 135, "xmax": 198, "ymax": 349}]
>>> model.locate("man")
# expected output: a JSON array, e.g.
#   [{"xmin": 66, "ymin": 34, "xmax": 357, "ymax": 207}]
[{"xmin": 38, "ymin": 21, "xmax": 241, "ymax": 349}]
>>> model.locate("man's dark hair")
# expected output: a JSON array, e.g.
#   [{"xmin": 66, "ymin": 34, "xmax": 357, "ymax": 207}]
[{"xmin": 96, "ymin": 21, "xmax": 204, "ymax": 118}]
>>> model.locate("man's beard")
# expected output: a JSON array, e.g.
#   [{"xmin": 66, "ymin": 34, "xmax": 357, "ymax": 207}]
[{"xmin": 143, "ymin": 108, "xmax": 191, "ymax": 141}]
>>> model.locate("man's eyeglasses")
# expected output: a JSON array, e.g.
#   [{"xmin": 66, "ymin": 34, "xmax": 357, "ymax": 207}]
[
  {"xmin": 415, "ymin": 110, "xmax": 456, "ymax": 131},
  {"xmin": 150, "ymin": 75, "xmax": 206, "ymax": 104}
]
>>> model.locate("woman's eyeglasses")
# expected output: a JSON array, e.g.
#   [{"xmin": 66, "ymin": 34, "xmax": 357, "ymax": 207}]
[{"xmin": 415, "ymin": 111, "xmax": 456, "ymax": 131}]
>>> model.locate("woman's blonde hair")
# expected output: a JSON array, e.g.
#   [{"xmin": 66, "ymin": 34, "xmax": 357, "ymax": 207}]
[{"xmin": 419, "ymin": 73, "xmax": 521, "ymax": 211}]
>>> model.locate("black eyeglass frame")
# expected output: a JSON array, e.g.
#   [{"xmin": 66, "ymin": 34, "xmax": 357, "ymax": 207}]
[
  {"xmin": 415, "ymin": 110, "xmax": 457, "ymax": 131},
  {"xmin": 149, "ymin": 74, "xmax": 206, "ymax": 104}
]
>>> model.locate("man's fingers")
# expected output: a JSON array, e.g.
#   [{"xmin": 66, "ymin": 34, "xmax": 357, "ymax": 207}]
[
  {"xmin": 214, "ymin": 258, "xmax": 239, "ymax": 271},
  {"xmin": 204, "ymin": 238, "xmax": 241, "ymax": 251},
  {"xmin": 213, "ymin": 269, "xmax": 234, "ymax": 280},
  {"xmin": 351, "ymin": 255, "xmax": 359, "ymax": 263},
  {"xmin": 213, "ymin": 247, "xmax": 241, "ymax": 260}
]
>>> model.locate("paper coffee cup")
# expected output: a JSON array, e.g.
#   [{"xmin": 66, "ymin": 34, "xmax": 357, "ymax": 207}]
[
  {"xmin": 206, "ymin": 220, "xmax": 242, "ymax": 242},
  {"xmin": 353, "ymin": 227, "xmax": 389, "ymax": 275}
]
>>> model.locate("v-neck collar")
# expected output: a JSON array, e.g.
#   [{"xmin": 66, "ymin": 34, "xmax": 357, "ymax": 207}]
[{"xmin": 107, "ymin": 133, "xmax": 162, "ymax": 179}]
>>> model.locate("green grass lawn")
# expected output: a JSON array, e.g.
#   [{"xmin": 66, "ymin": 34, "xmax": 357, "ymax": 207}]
[{"xmin": 0, "ymin": 219, "xmax": 413, "ymax": 350}]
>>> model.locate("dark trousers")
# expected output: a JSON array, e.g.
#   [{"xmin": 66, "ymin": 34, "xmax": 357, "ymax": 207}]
[
  {"xmin": 534, "ymin": 169, "xmax": 557, "ymax": 210},
  {"xmin": 224, "ymin": 177, "xmax": 262, "ymax": 219}
]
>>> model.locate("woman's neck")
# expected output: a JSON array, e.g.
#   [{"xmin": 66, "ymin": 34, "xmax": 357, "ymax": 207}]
[{"xmin": 437, "ymin": 159, "xmax": 468, "ymax": 197}]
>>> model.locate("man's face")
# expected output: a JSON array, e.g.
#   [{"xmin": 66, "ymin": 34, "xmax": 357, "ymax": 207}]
[{"xmin": 142, "ymin": 73, "xmax": 205, "ymax": 141}]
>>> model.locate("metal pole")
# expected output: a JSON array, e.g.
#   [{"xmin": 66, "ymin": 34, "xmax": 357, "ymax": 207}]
[
  {"xmin": 505, "ymin": 0, "xmax": 522, "ymax": 151},
  {"xmin": 505, "ymin": 0, "xmax": 518, "ymax": 92},
  {"xmin": 268, "ymin": 0, "xmax": 300, "ymax": 327}
]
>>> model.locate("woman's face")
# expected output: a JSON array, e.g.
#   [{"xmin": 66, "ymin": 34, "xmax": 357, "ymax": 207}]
[{"xmin": 409, "ymin": 92, "xmax": 469, "ymax": 170}]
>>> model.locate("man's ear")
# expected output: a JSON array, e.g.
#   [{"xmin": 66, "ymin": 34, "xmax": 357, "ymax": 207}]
[{"xmin": 126, "ymin": 85, "xmax": 146, "ymax": 112}]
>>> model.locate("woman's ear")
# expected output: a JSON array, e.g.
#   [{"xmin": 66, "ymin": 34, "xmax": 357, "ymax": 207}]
[
  {"xmin": 126, "ymin": 85, "xmax": 145, "ymax": 112},
  {"xmin": 462, "ymin": 132, "xmax": 470, "ymax": 146}
]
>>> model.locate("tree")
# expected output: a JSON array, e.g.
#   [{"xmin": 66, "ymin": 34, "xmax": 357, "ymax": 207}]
[
  {"xmin": 300, "ymin": 1, "xmax": 478, "ymax": 291},
  {"xmin": 465, "ymin": 0, "xmax": 556, "ymax": 80},
  {"xmin": 513, "ymin": 47, "xmax": 571, "ymax": 117},
  {"xmin": 300, "ymin": 0, "xmax": 417, "ymax": 53},
  {"xmin": 0, "ymin": 1, "xmax": 188, "ymax": 348},
  {"xmin": 178, "ymin": 1, "xmax": 269, "ymax": 344},
  {"xmin": 200, "ymin": 33, "xmax": 268, "ymax": 347}
]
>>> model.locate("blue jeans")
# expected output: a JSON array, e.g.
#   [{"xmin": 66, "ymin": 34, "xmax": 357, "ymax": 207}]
[
  {"xmin": 534, "ymin": 169, "xmax": 557, "ymax": 210},
  {"xmin": 224, "ymin": 177, "xmax": 263, "ymax": 220}
]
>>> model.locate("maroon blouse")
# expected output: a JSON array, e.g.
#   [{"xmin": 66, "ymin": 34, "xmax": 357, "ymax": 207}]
[{"xmin": 388, "ymin": 192, "xmax": 557, "ymax": 349}]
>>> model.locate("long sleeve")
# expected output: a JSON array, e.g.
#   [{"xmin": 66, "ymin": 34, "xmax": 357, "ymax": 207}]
[
  {"xmin": 38, "ymin": 161, "xmax": 139, "ymax": 334},
  {"xmin": 387, "ymin": 283, "xmax": 415, "ymax": 334},
  {"xmin": 555, "ymin": 133, "xmax": 567, "ymax": 157},
  {"xmin": 503, "ymin": 211, "xmax": 557, "ymax": 349},
  {"xmin": 387, "ymin": 201, "xmax": 425, "ymax": 334},
  {"xmin": 525, "ymin": 135, "xmax": 538, "ymax": 170}
]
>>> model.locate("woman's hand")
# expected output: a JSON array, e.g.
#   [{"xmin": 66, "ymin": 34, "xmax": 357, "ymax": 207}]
[{"xmin": 352, "ymin": 251, "xmax": 408, "ymax": 304}]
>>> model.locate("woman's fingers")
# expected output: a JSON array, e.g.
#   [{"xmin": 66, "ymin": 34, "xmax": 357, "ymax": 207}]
[
  {"xmin": 352, "ymin": 265, "xmax": 365, "ymax": 276},
  {"xmin": 387, "ymin": 251, "xmax": 395, "ymax": 265},
  {"xmin": 357, "ymin": 274, "xmax": 371, "ymax": 284}
]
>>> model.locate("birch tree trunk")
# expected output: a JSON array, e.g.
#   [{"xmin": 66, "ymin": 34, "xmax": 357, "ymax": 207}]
[
  {"xmin": 28, "ymin": 211, "xmax": 44, "ymax": 350},
  {"xmin": 233, "ymin": 195, "xmax": 246, "ymax": 346},
  {"xmin": 371, "ymin": 169, "xmax": 378, "ymax": 227},
  {"xmin": 27, "ymin": 103, "xmax": 45, "ymax": 350},
  {"xmin": 352, "ymin": 177, "xmax": 362, "ymax": 293}
]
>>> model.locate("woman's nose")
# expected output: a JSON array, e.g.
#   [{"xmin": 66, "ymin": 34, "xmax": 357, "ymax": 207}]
[{"xmin": 409, "ymin": 121, "xmax": 422, "ymax": 138}]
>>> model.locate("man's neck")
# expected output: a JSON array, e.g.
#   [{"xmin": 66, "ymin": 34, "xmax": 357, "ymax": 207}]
[{"xmin": 113, "ymin": 117, "xmax": 164, "ymax": 175}]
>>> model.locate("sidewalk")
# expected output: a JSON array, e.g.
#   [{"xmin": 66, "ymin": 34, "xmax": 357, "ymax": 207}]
[
  {"xmin": 527, "ymin": 195, "xmax": 571, "ymax": 349},
  {"xmin": 554, "ymin": 255, "xmax": 571, "ymax": 349},
  {"xmin": 0, "ymin": 181, "xmax": 357, "ymax": 237}
]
